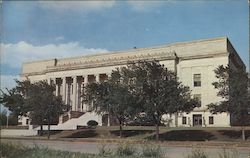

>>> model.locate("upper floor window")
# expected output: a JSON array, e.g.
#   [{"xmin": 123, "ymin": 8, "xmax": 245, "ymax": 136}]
[{"xmin": 193, "ymin": 74, "xmax": 201, "ymax": 87}]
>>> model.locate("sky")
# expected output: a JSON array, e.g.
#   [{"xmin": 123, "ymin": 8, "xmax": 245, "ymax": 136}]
[{"xmin": 0, "ymin": 0, "xmax": 249, "ymax": 92}]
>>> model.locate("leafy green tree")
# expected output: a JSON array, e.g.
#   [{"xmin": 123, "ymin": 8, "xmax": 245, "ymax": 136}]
[
  {"xmin": 0, "ymin": 80, "xmax": 32, "ymax": 117},
  {"xmin": 0, "ymin": 110, "xmax": 7, "ymax": 126},
  {"xmin": 208, "ymin": 65, "xmax": 249, "ymax": 140},
  {"xmin": 84, "ymin": 60, "xmax": 198, "ymax": 141},
  {"xmin": 123, "ymin": 61, "xmax": 198, "ymax": 141},
  {"xmin": 25, "ymin": 81, "xmax": 68, "ymax": 138},
  {"xmin": 83, "ymin": 69, "xmax": 140, "ymax": 138},
  {"xmin": 1, "ymin": 80, "xmax": 68, "ymax": 138}
]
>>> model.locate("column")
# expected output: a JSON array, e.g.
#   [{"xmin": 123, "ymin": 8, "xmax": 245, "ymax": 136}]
[
  {"xmin": 96, "ymin": 74, "xmax": 100, "ymax": 83},
  {"xmin": 47, "ymin": 78, "xmax": 51, "ymax": 84},
  {"xmin": 107, "ymin": 73, "xmax": 111, "ymax": 80},
  {"xmin": 83, "ymin": 75, "xmax": 88, "ymax": 111},
  {"xmin": 52, "ymin": 78, "xmax": 56, "ymax": 95},
  {"xmin": 52, "ymin": 78, "xmax": 56, "ymax": 84},
  {"xmin": 55, "ymin": 79, "xmax": 59, "ymax": 96},
  {"xmin": 72, "ymin": 76, "xmax": 77, "ymax": 111},
  {"xmin": 62, "ymin": 77, "xmax": 66, "ymax": 102}
]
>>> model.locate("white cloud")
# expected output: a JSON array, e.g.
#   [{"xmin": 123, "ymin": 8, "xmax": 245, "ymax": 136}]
[
  {"xmin": 39, "ymin": 1, "xmax": 116, "ymax": 13},
  {"xmin": 1, "ymin": 41, "xmax": 109, "ymax": 69},
  {"xmin": 127, "ymin": 1, "xmax": 167, "ymax": 12},
  {"xmin": 55, "ymin": 36, "xmax": 64, "ymax": 41}
]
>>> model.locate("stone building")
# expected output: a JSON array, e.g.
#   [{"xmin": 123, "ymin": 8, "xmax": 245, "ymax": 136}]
[{"xmin": 19, "ymin": 37, "xmax": 245, "ymax": 129}]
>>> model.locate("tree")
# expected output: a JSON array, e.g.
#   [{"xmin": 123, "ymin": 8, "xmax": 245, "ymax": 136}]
[
  {"xmin": 26, "ymin": 81, "xmax": 68, "ymax": 138},
  {"xmin": 0, "ymin": 80, "xmax": 32, "ymax": 117},
  {"xmin": 0, "ymin": 80, "xmax": 68, "ymax": 139},
  {"xmin": 0, "ymin": 110, "xmax": 7, "ymax": 126},
  {"xmin": 208, "ymin": 65, "xmax": 249, "ymax": 141},
  {"xmin": 122, "ymin": 60, "xmax": 198, "ymax": 141},
  {"xmin": 84, "ymin": 60, "xmax": 198, "ymax": 141},
  {"xmin": 83, "ymin": 68, "xmax": 140, "ymax": 138}
]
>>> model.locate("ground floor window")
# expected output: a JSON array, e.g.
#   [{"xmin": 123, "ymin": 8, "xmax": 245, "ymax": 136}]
[
  {"xmin": 182, "ymin": 116, "xmax": 187, "ymax": 124},
  {"xmin": 209, "ymin": 116, "xmax": 214, "ymax": 124},
  {"xmin": 26, "ymin": 119, "xmax": 29, "ymax": 125}
]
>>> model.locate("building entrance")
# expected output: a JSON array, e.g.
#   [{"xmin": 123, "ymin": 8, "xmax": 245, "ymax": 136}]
[{"xmin": 193, "ymin": 114, "xmax": 202, "ymax": 126}]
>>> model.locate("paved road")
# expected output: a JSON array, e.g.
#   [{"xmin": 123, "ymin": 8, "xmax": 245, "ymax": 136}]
[{"xmin": 1, "ymin": 139, "xmax": 250, "ymax": 158}]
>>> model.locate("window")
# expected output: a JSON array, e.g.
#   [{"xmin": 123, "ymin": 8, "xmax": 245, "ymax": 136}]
[
  {"xmin": 209, "ymin": 116, "xmax": 214, "ymax": 124},
  {"xmin": 193, "ymin": 74, "xmax": 201, "ymax": 87},
  {"xmin": 26, "ymin": 119, "xmax": 29, "ymax": 125},
  {"xmin": 194, "ymin": 94, "xmax": 201, "ymax": 107},
  {"xmin": 182, "ymin": 117, "xmax": 187, "ymax": 124}
]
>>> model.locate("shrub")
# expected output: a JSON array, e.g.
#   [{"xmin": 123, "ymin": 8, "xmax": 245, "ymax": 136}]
[
  {"xmin": 98, "ymin": 143, "xmax": 112, "ymax": 156},
  {"xmin": 218, "ymin": 148, "xmax": 239, "ymax": 158},
  {"xmin": 186, "ymin": 148, "xmax": 209, "ymax": 158},
  {"xmin": 87, "ymin": 120, "xmax": 98, "ymax": 127},
  {"xmin": 142, "ymin": 143, "xmax": 162, "ymax": 157},
  {"xmin": 116, "ymin": 143, "xmax": 136, "ymax": 156}
]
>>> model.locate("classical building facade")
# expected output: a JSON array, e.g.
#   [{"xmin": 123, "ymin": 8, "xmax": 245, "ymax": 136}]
[{"xmin": 20, "ymin": 37, "xmax": 245, "ymax": 128}]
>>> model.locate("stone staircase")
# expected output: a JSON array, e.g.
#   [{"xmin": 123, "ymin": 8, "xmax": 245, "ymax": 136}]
[{"xmin": 34, "ymin": 111, "xmax": 102, "ymax": 130}]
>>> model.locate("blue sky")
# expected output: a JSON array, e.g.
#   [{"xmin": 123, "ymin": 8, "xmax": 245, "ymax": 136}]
[{"xmin": 1, "ymin": 0, "xmax": 249, "ymax": 91}]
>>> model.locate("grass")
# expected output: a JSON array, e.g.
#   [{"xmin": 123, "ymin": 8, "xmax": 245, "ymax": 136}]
[
  {"xmin": 186, "ymin": 148, "xmax": 209, "ymax": 158},
  {"xmin": 1, "ymin": 143, "xmax": 163, "ymax": 158},
  {"xmin": 51, "ymin": 126, "xmax": 250, "ymax": 141},
  {"xmin": 1, "ymin": 143, "xmax": 95, "ymax": 158},
  {"xmin": 1, "ymin": 125, "xmax": 29, "ymax": 129},
  {"xmin": 141, "ymin": 142, "xmax": 163, "ymax": 157},
  {"xmin": 1, "ymin": 142, "xmax": 245, "ymax": 158}
]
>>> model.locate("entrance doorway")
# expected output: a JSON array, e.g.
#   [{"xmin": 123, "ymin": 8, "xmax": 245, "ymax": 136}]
[{"xmin": 193, "ymin": 114, "xmax": 202, "ymax": 126}]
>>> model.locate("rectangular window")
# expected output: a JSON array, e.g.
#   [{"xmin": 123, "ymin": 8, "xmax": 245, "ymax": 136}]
[
  {"xmin": 209, "ymin": 116, "xmax": 214, "ymax": 124},
  {"xmin": 193, "ymin": 74, "xmax": 201, "ymax": 87},
  {"xmin": 194, "ymin": 94, "xmax": 201, "ymax": 107},
  {"xmin": 182, "ymin": 117, "xmax": 187, "ymax": 124},
  {"xmin": 26, "ymin": 119, "xmax": 29, "ymax": 125}
]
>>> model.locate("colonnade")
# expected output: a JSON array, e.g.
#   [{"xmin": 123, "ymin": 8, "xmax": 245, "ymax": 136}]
[{"xmin": 48, "ymin": 73, "xmax": 109, "ymax": 112}]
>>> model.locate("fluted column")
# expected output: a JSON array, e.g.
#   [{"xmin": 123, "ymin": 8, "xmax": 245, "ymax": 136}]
[
  {"xmin": 96, "ymin": 74, "xmax": 100, "ymax": 83},
  {"xmin": 55, "ymin": 79, "xmax": 59, "ymax": 96},
  {"xmin": 72, "ymin": 76, "xmax": 77, "ymax": 111},
  {"xmin": 83, "ymin": 75, "xmax": 88, "ymax": 111},
  {"xmin": 47, "ymin": 78, "xmax": 51, "ymax": 84},
  {"xmin": 62, "ymin": 77, "xmax": 66, "ymax": 102},
  {"xmin": 52, "ymin": 78, "xmax": 56, "ymax": 95}
]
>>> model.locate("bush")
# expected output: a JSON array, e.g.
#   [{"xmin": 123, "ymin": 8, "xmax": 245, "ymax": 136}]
[
  {"xmin": 142, "ymin": 143, "xmax": 162, "ymax": 157},
  {"xmin": 87, "ymin": 120, "xmax": 98, "ymax": 127},
  {"xmin": 186, "ymin": 148, "xmax": 209, "ymax": 158},
  {"xmin": 218, "ymin": 148, "xmax": 239, "ymax": 158},
  {"xmin": 116, "ymin": 143, "xmax": 136, "ymax": 156},
  {"xmin": 98, "ymin": 144, "xmax": 112, "ymax": 156}
]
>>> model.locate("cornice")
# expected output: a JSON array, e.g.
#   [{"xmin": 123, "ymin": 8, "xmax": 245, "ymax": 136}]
[
  {"xmin": 21, "ymin": 51, "xmax": 229, "ymax": 77},
  {"xmin": 21, "ymin": 51, "xmax": 177, "ymax": 76}
]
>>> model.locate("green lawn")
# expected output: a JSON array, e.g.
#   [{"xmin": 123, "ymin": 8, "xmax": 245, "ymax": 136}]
[
  {"xmin": 49, "ymin": 126, "xmax": 250, "ymax": 142},
  {"xmin": 1, "ymin": 143, "xmax": 163, "ymax": 158}
]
